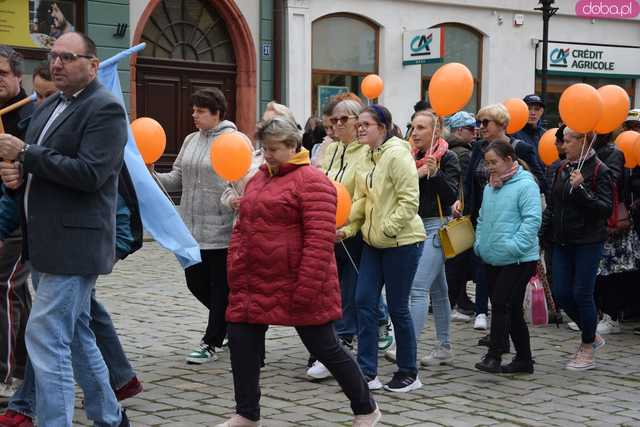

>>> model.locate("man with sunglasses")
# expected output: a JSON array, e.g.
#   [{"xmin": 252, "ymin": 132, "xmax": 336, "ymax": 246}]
[{"xmin": 0, "ymin": 33, "xmax": 129, "ymax": 426}]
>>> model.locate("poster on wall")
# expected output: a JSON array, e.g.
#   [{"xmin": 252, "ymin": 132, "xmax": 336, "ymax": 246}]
[
  {"xmin": 317, "ymin": 85, "xmax": 349, "ymax": 115},
  {"xmin": 0, "ymin": 0, "xmax": 77, "ymax": 49}
]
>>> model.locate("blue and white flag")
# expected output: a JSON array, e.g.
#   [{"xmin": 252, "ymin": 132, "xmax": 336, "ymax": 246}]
[{"xmin": 98, "ymin": 44, "xmax": 201, "ymax": 269}]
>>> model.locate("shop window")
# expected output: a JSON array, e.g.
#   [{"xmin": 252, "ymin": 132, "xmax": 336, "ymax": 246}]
[
  {"xmin": 311, "ymin": 14, "xmax": 378, "ymax": 115},
  {"xmin": 4, "ymin": 0, "xmax": 85, "ymax": 59},
  {"xmin": 421, "ymin": 23, "xmax": 482, "ymax": 114},
  {"xmin": 535, "ymin": 76, "xmax": 636, "ymax": 128}
]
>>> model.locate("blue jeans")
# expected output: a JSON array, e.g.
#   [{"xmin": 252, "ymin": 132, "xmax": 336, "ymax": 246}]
[
  {"xmin": 356, "ymin": 242, "xmax": 423, "ymax": 377},
  {"xmin": 24, "ymin": 272, "xmax": 122, "ymax": 427},
  {"xmin": 472, "ymin": 252, "xmax": 489, "ymax": 315},
  {"xmin": 9, "ymin": 272, "xmax": 134, "ymax": 419},
  {"xmin": 409, "ymin": 218, "xmax": 451, "ymax": 347},
  {"xmin": 552, "ymin": 243, "xmax": 604, "ymax": 344},
  {"xmin": 334, "ymin": 234, "xmax": 363, "ymax": 339}
]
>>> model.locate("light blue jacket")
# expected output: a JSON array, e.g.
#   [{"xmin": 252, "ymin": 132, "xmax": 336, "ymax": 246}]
[{"xmin": 474, "ymin": 167, "xmax": 541, "ymax": 266}]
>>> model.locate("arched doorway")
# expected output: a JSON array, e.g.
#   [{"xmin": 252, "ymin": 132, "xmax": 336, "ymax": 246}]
[{"xmin": 131, "ymin": 0, "xmax": 256, "ymax": 170}]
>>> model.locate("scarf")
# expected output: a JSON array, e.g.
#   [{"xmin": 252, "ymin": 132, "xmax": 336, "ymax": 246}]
[
  {"xmin": 489, "ymin": 162, "xmax": 519, "ymax": 189},
  {"xmin": 414, "ymin": 138, "xmax": 449, "ymax": 168}
]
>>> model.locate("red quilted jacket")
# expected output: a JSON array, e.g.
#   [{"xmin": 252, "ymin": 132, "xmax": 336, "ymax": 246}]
[{"xmin": 226, "ymin": 150, "xmax": 342, "ymax": 326}]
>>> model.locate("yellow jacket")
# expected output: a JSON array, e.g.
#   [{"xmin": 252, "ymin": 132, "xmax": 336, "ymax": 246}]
[
  {"xmin": 321, "ymin": 140, "xmax": 370, "ymax": 196},
  {"xmin": 341, "ymin": 137, "xmax": 426, "ymax": 248}
]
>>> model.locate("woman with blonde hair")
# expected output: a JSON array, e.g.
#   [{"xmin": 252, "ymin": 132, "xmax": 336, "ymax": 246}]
[
  {"xmin": 307, "ymin": 97, "xmax": 369, "ymax": 380},
  {"xmin": 406, "ymin": 110, "xmax": 460, "ymax": 366}
]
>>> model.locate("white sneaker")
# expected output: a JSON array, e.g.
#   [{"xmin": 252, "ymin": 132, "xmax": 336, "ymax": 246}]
[
  {"xmin": 451, "ymin": 310, "xmax": 473, "ymax": 322},
  {"xmin": 474, "ymin": 314, "xmax": 488, "ymax": 330},
  {"xmin": 306, "ymin": 361, "xmax": 331, "ymax": 380},
  {"xmin": 420, "ymin": 344, "xmax": 453, "ymax": 366},
  {"xmin": 352, "ymin": 403, "xmax": 382, "ymax": 426},
  {"xmin": 567, "ymin": 321, "xmax": 580, "ymax": 331},
  {"xmin": 596, "ymin": 314, "xmax": 622, "ymax": 335},
  {"xmin": 0, "ymin": 379, "xmax": 21, "ymax": 398},
  {"xmin": 366, "ymin": 376, "xmax": 383, "ymax": 390}
]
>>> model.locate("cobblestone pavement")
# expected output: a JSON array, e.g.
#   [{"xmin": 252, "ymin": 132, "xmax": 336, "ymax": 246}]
[{"xmin": 68, "ymin": 241, "xmax": 640, "ymax": 426}]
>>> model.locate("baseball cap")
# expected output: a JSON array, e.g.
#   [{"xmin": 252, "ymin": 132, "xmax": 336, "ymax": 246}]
[
  {"xmin": 447, "ymin": 111, "xmax": 476, "ymax": 129},
  {"xmin": 625, "ymin": 108, "xmax": 640, "ymax": 123},
  {"xmin": 523, "ymin": 94, "xmax": 545, "ymax": 108}
]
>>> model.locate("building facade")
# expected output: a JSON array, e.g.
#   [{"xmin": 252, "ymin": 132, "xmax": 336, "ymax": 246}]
[{"xmin": 285, "ymin": 0, "xmax": 640, "ymax": 128}]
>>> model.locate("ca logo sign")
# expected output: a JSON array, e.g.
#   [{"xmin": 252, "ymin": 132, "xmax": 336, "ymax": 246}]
[{"xmin": 410, "ymin": 33, "xmax": 433, "ymax": 56}]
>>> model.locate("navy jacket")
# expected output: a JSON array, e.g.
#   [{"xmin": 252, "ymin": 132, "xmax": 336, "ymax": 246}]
[{"xmin": 16, "ymin": 79, "xmax": 128, "ymax": 275}]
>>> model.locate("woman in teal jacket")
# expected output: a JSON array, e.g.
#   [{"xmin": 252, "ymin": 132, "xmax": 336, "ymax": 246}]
[{"xmin": 473, "ymin": 141, "xmax": 541, "ymax": 375}]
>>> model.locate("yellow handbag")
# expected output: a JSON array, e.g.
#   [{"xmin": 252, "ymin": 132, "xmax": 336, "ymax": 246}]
[{"xmin": 436, "ymin": 186, "xmax": 475, "ymax": 259}]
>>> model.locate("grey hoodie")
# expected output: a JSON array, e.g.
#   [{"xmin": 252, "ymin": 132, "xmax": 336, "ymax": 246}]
[{"xmin": 156, "ymin": 120, "xmax": 237, "ymax": 250}]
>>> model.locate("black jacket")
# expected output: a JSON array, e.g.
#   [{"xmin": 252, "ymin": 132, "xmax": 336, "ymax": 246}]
[
  {"xmin": 447, "ymin": 136, "xmax": 472, "ymax": 178},
  {"xmin": 16, "ymin": 79, "xmax": 128, "ymax": 275},
  {"xmin": 594, "ymin": 140, "xmax": 624, "ymax": 193},
  {"xmin": 464, "ymin": 137, "xmax": 547, "ymax": 223},
  {"xmin": 542, "ymin": 154, "xmax": 613, "ymax": 245},
  {"xmin": 416, "ymin": 150, "xmax": 460, "ymax": 218}
]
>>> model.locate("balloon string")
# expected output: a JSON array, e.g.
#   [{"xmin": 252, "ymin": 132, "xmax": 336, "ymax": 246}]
[
  {"xmin": 151, "ymin": 170, "xmax": 177, "ymax": 205},
  {"xmin": 341, "ymin": 240, "xmax": 359, "ymax": 275},
  {"xmin": 577, "ymin": 133, "xmax": 597, "ymax": 172}
]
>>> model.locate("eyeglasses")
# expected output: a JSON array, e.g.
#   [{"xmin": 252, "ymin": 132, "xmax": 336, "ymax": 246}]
[
  {"xmin": 330, "ymin": 115, "xmax": 356, "ymax": 126},
  {"xmin": 47, "ymin": 51, "xmax": 95, "ymax": 64},
  {"xmin": 356, "ymin": 121, "xmax": 376, "ymax": 130},
  {"xmin": 477, "ymin": 119, "xmax": 494, "ymax": 128}
]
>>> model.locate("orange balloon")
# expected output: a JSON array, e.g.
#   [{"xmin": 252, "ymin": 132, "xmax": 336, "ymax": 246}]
[
  {"xmin": 361, "ymin": 74, "xmax": 384, "ymax": 99},
  {"xmin": 131, "ymin": 117, "xmax": 166, "ymax": 164},
  {"xmin": 210, "ymin": 132, "xmax": 252, "ymax": 181},
  {"xmin": 428, "ymin": 63, "xmax": 474, "ymax": 116},
  {"xmin": 538, "ymin": 128, "xmax": 559, "ymax": 166},
  {"xmin": 635, "ymin": 134, "xmax": 640, "ymax": 166},
  {"xmin": 594, "ymin": 85, "xmax": 630, "ymax": 134},
  {"xmin": 334, "ymin": 181, "xmax": 352, "ymax": 227},
  {"xmin": 614, "ymin": 131, "xmax": 640, "ymax": 169},
  {"xmin": 559, "ymin": 83, "xmax": 603, "ymax": 133},
  {"xmin": 503, "ymin": 98, "xmax": 529, "ymax": 134}
]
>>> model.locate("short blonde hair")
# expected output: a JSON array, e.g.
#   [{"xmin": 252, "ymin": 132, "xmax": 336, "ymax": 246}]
[
  {"xmin": 477, "ymin": 103, "xmax": 510, "ymax": 127},
  {"xmin": 256, "ymin": 117, "xmax": 302, "ymax": 150},
  {"xmin": 264, "ymin": 101, "xmax": 298, "ymax": 127},
  {"xmin": 333, "ymin": 99, "xmax": 364, "ymax": 117}
]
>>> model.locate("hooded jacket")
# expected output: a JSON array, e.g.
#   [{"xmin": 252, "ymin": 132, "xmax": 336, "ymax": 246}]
[
  {"xmin": 416, "ymin": 149, "xmax": 460, "ymax": 218},
  {"xmin": 156, "ymin": 121, "xmax": 238, "ymax": 249},
  {"xmin": 341, "ymin": 136, "xmax": 426, "ymax": 248},
  {"xmin": 321, "ymin": 140, "xmax": 370, "ymax": 197},
  {"xmin": 226, "ymin": 149, "xmax": 341, "ymax": 326},
  {"xmin": 474, "ymin": 167, "xmax": 541, "ymax": 266}
]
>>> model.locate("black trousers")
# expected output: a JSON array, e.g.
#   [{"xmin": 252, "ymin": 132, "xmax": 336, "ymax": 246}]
[
  {"xmin": 228, "ymin": 322, "xmax": 375, "ymax": 421},
  {"xmin": 445, "ymin": 249, "xmax": 474, "ymax": 311},
  {"xmin": 595, "ymin": 272, "xmax": 632, "ymax": 321},
  {"xmin": 486, "ymin": 262, "xmax": 537, "ymax": 360},
  {"xmin": 184, "ymin": 248, "xmax": 228, "ymax": 347},
  {"xmin": 0, "ymin": 237, "xmax": 31, "ymax": 382}
]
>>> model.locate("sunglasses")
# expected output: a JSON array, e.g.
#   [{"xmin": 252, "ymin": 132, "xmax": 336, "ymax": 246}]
[
  {"xmin": 48, "ymin": 51, "xmax": 95, "ymax": 65},
  {"xmin": 330, "ymin": 115, "xmax": 356, "ymax": 126},
  {"xmin": 476, "ymin": 119, "xmax": 494, "ymax": 128}
]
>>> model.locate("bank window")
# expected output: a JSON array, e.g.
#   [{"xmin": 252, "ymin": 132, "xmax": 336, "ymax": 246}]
[
  {"xmin": 535, "ymin": 76, "xmax": 635, "ymax": 128},
  {"xmin": 5, "ymin": 0, "xmax": 85, "ymax": 59},
  {"xmin": 311, "ymin": 14, "xmax": 379, "ymax": 115},
  {"xmin": 421, "ymin": 23, "xmax": 482, "ymax": 114}
]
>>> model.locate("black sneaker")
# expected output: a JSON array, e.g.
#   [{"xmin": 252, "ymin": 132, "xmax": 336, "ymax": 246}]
[
  {"xmin": 475, "ymin": 354, "xmax": 501, "ymax": 374},
  {"xmin": 383, "ymin": 372, "xmax": 422, "ymax": 393},
  {"xmin": 340, "ymin": 336, "xmax": 354, "ymax": 351},
  {"xmin": 477, "ymin": 335, "xmax": 510, "ymax": 354},
  {"xmin": 634, "ymin": 327, "xmax": 640, "ymax": 336},
  {"xmin": 501, "ymin": 357, "xmax": 534, "ymax": 374}
]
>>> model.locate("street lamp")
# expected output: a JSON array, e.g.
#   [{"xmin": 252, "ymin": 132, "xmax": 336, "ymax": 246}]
[{"xmin": 534, "ymin": 0, "xmax": 558, "ymax": 102}]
